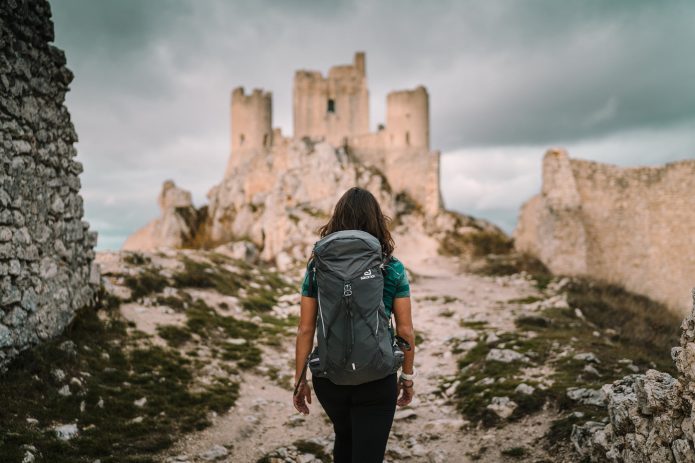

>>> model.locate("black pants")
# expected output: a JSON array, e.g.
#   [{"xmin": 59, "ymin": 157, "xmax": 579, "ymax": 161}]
[{"xmin": 312, "ymin": 373, "xmax": 397, "ymax": 463}]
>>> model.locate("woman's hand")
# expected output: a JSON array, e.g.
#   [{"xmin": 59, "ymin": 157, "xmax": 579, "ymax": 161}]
[
  {"xmin": 293, "ymin": 379, "xmax": 312, "ymax": 415},
  {"xmin": 396, "ymin": 379, "xmax": 414, "ymax": 407}
]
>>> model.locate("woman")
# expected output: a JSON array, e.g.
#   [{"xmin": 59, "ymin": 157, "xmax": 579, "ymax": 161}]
[{"xmin": 292, "ymin": 187, "xmax": 416, "ymax": 463}]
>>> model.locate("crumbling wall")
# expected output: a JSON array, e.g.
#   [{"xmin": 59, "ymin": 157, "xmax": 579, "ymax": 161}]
[
  {"xmin": 0, "ymin": 0, "xmax": 98, "ymax": 370},
  {"xmin": 515, "ymin": 149, "xmax": 695, "ymax": 314},
  {"xmin": 572, "ymin": 289, "xmax": 695, "ymax": 462},
  {"xmin": 293, "ymin": 52, "xmax": 369, "ymax": 147}
]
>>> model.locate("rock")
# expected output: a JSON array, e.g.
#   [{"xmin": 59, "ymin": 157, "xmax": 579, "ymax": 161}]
[
  {"xmin": 634, "ymin": 369, "xmax": 681, "ymax": 415},
  {"xmin": 514, "ymin": 383, "xmax": 535, "ymax": 395},
  {"xmin": 672, "ymin": 439, "xmax": 695, "ymax": 463},
  {"xmin": 123, "ymin": 180, "xmax": 198, "ymax": 251},
  {"xmin": 394, "ymin": 409, "xmax": 417, "ymax": 421},
  {"xmin": 574, "ymin": 352, "xmax": 600, "ymax": 363},
  {"xmin": 485, "ymin": 332, "xmax": 500, "ymax": 344},
  {"xmin": 287, "ymin": 414, "xmax": 305, "ymax": 427},
  {"xmin": 21, "ymin": 450, "xmax": 35, "ymax": 463},
  {"xmin": 422, "ymin": 418, "xmax": 467, "ymax": 435},
  {"xmin": 445, "ymin": 380, "xmax": 460, "ymax": 396},
  {"xmin": 486, "ymin": 396, "xmax": 517, "ymax": 419},
  {"xmin": 199, "ymin": 444, "xmax": 228, "ymax": 461},
  {"xmin": 134, "ymin": 397, "xmax": 147, "ymax": 408},
  {"xmin": 485, "ymin": 348, "xmax": 530, "ymax": 364},
  {"xmin": 54, "ymin": 423, "xmax": 79, "ymax": 441},
  {"xmin": 566, "ymin": 387, "xmax": 606, "ymax": 407},
  {"xmin": 58, "ymin": 385, "xmax": 71, "ymax": 397},
  {"xmin": 226, "ymin": 338, "xmax": 247, "ymax": 345},
  {"xmin": 59, "ymin": 340, "xmax": 77, "ymax": 356},
  {"xmin": 583, "ymin": 364, "xmax": 601, "ymax": 377},
  {"xmin": 296, "ymin": 454, "xmax": 317, "ymax": 463},
  {"xmin": 475, "ymin": 377, "xmax": 495, "ymax": 386},
  {"xmin": 52, "ymin": 368, "xmax": 66, "ymax": 382},
  {"xmin": 570, "ymin": 421, "xmax": 606, "ymax": 458}
]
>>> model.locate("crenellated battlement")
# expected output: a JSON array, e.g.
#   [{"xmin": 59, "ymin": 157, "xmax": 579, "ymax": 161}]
[{"xmin": 226, "ymin": 52, "xmax": 441, "ymax": 215}]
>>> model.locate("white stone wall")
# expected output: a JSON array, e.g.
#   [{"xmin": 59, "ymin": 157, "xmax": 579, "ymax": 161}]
[{"xmin": 515, "ymin": 149, "xmax": 695, "ymax": 314}]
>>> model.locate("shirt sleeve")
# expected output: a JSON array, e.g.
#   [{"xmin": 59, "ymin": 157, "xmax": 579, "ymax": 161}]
[
  {"xmin": 300, "ymin": 259, "xmax": 318, "ymax": 298},
  {"xmin": 394, "ymin": 266, "xmax": 410, "ymax": 298}
]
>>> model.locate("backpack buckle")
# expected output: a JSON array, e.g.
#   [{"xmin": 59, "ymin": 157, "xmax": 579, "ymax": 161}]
[{"xmin": 343, "ymin": 283, "xmax": 352, "ymax": 297}]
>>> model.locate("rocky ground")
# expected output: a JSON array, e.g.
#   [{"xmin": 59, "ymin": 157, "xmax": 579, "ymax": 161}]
[{"xmin": 0, "ymin": 235, "xmax": 680, "ymax": 463}]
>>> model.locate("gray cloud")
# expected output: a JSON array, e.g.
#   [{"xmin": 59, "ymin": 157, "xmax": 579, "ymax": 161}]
[{"xmin": 49, "ymin": 0, "xmax": 695, "ymax": 249}]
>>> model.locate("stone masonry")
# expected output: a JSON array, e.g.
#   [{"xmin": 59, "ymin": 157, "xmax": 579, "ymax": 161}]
[
  {"xmin": 0, "ymin": 0, "xmax": 99, "ymax": 370},
  {"xmin": 515, "ymin": 148, "xmax": 695, "ymax": 314}
]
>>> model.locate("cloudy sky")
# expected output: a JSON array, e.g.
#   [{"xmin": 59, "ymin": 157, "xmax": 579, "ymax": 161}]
[{"xmin": 51, "ymin": 0, "xmax": 695, "ymax": 250}]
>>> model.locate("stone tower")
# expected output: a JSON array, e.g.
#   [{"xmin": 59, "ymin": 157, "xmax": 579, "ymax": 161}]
[
  {"xmin": 293, "ymin": 52, "xmax": 370, "ymax": 146},
  {"xmin": 227, "ymin": 87, "xmax": 272, "ymax": 174},
  {"xmin": 385, "ymin": 86, "xmax": 430, "ymax": 150}
]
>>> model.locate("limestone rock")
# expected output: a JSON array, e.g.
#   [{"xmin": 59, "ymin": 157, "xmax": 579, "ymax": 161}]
[
  {"xmin": 572, "ymin": 290, "xmax": 695, "ymax": 461},
  {"xmin": 486, "ymin": 396, "xmax": 517, "ymax": 419},
  {"xmin": 485, "ymin": 348, "xmax": 530, "ymax": 364},
  {"xmin": 123, "ymin": 180, "xmax": 200, "ymax": 251},
  {"xmin": 634, "ymin": 370, "xmax": 682, "ymax": 415},
  {"xmin": 199, "ymin": 444, "xmax": 228, "ymax": 461},
  {"xmin": 54, "ymin": 423, "xmax": 78, "ymax": 441},
  {"xmin": 566, "ymin": 387, "xmax": 607, "ymax": 407}
]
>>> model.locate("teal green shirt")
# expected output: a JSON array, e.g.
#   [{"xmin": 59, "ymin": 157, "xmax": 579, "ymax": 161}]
[{"xmin": 300, "ymin": 255, "xmax": 411, "ymax": 318}]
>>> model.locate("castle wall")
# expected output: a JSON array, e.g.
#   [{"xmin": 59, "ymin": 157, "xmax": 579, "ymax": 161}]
[
  {"xmin": 227, "ymin": 87, "xmax": 272, "ymax": 175},
  {"xmin": 293, "ymin": 52, "xmax": 369, "ymax": 146},
  {"xmin": 0, "ymin": 0, "xmax": 99, "ymax": 370},
  {"xmin": 515, "ymin": 149, "xmax": 695, "ymax": 314}
]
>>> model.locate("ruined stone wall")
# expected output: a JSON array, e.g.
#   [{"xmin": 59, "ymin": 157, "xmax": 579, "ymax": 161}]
[
  {"xmin": 0, "ymin": 0, "xmax": 98, "ymax": 370},
  {"xmin": 227, "ymin": 87, "xmax": 272, "ymax": 175},
  {"xmin": 292, "ymin": 52, "xmax": 369, "ymax": 146},
  {"xmin": 515, "ymin": 149, "xmax": 695, "ymax": 314},
  {"xmin": 385, "ymin": 86, "xmax": 429, "ymax": 150}
]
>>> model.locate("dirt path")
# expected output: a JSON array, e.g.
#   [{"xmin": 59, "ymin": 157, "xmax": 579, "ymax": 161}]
[{"xmin": 158, "ymin": 248, "xmax": 559, "ymax": 462}]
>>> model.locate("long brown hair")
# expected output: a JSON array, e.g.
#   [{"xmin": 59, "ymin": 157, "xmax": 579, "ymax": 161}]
[{"xmin": 316, "ymin": 187, "xmax": 395, "ymax": 260}]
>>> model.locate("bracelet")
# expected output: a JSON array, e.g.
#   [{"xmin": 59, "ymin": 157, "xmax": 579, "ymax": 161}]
[{"xmin": 400, "ymin": 369, "xmax": 417, "ymax": 381}]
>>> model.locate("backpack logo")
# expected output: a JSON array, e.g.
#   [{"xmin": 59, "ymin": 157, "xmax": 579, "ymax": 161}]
[{"xmin": 360, "ymin": 269, "xmax": 376, "ymax": 280}]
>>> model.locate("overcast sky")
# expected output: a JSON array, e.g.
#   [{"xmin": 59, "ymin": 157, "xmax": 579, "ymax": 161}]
[{"xmin": 50, "ymin": 0, "xmax": 695, "ymax": 250}]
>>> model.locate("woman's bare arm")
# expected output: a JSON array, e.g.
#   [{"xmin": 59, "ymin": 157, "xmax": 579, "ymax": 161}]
[
  {"xmin": 295, "ymin": 295, "xmax": 318, "ymax": 383},
  {"xmin": 392, "ymin": 296, "xmax": 415, "ymax": 374}
]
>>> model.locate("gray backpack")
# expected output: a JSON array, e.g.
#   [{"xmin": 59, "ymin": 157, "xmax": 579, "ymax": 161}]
[{"xmin": 307, "ymin": 229, "xmax": 404, "ymax": 385}]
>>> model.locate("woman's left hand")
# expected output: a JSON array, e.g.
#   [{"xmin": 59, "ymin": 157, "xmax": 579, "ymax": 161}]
[
  {"xmin": 293, "ymin": 380, "xmax": 312, "ymax": 415},
  {"xmin": 396, "ymin": 379, "xmax": 414, "ymax": 407}
]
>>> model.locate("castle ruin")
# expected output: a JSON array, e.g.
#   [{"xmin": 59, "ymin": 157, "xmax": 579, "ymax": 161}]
[
  {"xmin": 514, "ymin": 149, "xmax": 695, "ymax": 314},
  {"xmin": 226, "ymin": 52, "xmax": 441, "ymax": 216},
  {"xmin": 0, "ymin": 0, "xmax": 99, "ymax": 370}
]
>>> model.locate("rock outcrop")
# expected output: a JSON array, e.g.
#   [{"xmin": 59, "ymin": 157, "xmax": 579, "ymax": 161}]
[
  {"xmin": 572, "ymin": 289, "xmax": 695, "ymax": 461},
  {"xmin": 0, "ymin": 0, "xmax": 98, "ymax": 370},
  {"xmin": 127, "ymin": 140, "xmax": 499, "ymax": 270},
  {"xmin": 515, "ymin": 148, "xmax": 695, "ymax": 314},
  {"xmin": 123, "ymin": 180, "xmax": 201, "ymax": 251}
]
